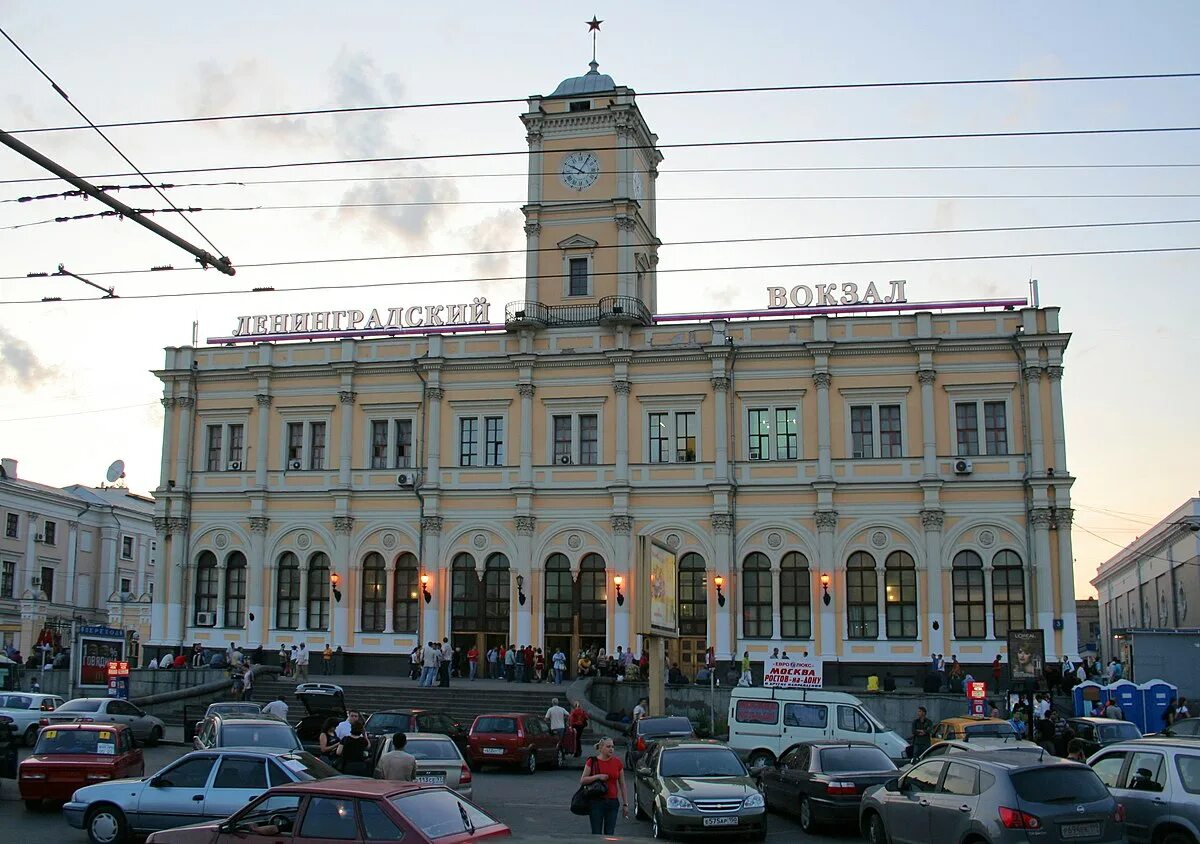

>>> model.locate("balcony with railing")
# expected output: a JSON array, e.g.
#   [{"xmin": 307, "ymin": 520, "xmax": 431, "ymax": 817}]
[{"xmin": 504, "ymin": 296, "xmax": 651, "ymax": 330}]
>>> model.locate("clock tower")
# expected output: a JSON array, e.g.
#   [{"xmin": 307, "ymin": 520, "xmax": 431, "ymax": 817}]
[{"xmin": 517, "ymin": 61, "xmax": 662, "ymax": 320}]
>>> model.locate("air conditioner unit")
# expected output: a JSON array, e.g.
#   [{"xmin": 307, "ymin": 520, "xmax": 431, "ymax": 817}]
[
  {"xmin": 558, "ymin": 454, "xmax": 572, "ymax": 465},
  {"xmin": 288, "ymin": 459, "xmax": 303, "ymax": 470},
  {"xmin": 196, "ymin": 611, "xmax": 217, "ymax": 627},
  {"xmin": 226, "ymin": 461, "xmax": 242, "ymax": 471},
  {"xmin": 954, "ymin": 459, "xmax": 974, "ymax": 475},
  {"xmin": 396, "ymin": 472, "xmax": 414, "ymax": 487},
  {"xmin": 33, "ymin": 532, "xmax": 44, "ymax": 543}
]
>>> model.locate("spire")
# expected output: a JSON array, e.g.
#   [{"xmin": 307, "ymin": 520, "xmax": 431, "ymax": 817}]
[{"xmin": 587, "ymin": 16, "xmax": 603, "ymax": 63}]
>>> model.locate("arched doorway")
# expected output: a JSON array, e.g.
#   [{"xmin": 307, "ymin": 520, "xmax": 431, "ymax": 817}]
[
  {"xmin": 543, "ymin": 553, "xmax": 607, "ymax": 675},
  {"xmin": 667, "ymin": 552, "xmax": 707, "ymax": 680},
  {"xmin": 450, "ymin": 552, "xmax": 511, "ymax": 665}
]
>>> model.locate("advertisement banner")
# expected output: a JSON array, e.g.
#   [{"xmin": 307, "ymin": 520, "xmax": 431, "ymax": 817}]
[
  {"xmin": 1007, "ymin": 629, "xmax": 1046, "ymax": 684},
  {"xmin": 763, "ymin": 658, "xmax": 824, "ymax": 689},
  {"xmin": 967, "ymin": 680, "xmax": 988, "ymax": 716},
  {"xmin": 78, "ymin": 637, "xmax": 125, "ymax": 688},
  {"xmin": 639, "ymin": 537, "xmax": 679, "ymax": 638}
]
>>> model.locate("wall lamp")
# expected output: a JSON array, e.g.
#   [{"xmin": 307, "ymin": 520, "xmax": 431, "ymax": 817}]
[
  {"xmin": 420, "ymin": 573, "xmax": 431, "ymax": 604},
  {"xmin": 820, "ymin": 572, "xmax": 831, "ymax": 606},
  {"xmin": 330, "ymin": 572, "xmax": 342, "ymax": 603},
  {"xmin": 714, "ymin": 575, "xmax": 726, "ymax": 608},
  {"xmin": 516, "ymin": 574, "xmax": 526, "ymax": 606},
  {"xmin": 613, "ymin": 574, "xmax": 624, "ymax": 607}
]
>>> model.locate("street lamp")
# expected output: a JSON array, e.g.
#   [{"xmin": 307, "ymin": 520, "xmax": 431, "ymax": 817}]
[
  {"xmin": 613, "ymin": 574, "xmax": 624, "ymax": 607},
  {"xmin": 515, "ymin": 574, "xmax": 526, "ymax": 607},
  {"xmin": 420, "ymin": 573, "xmax": 431, "ymax": 604},
  {"xmin": 713, "ymin": 575, "xmax": 726, "ymax": 608},
  {"xmin": 330, "ymin": 572, "xmax": 342, "ymax": 603},
  {"xmin": 820, "ymin": 572, "xmax": 831, "ymax": 606}
]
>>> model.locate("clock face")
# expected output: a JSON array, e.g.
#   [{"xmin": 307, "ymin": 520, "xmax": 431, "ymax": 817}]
[
  {"xmin": 631, "ymin": 170, "xmax": 644, "ymax": 201},
  {"xmin": 560, "ymin": 151, "xmax": 600, "ymax": 191}
]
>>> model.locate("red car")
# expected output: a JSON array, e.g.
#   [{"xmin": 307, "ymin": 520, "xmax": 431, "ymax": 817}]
[
  {"xmin": 466, "ymin": 712, "xmax": 564, "ymax": 774},
  {"xmin": 19, "ymin": 723, "xmax": 144, "ymax": 809},
  {"xmin": 145, "ymin": 778, "xmax": 510, "ymax": 844}
]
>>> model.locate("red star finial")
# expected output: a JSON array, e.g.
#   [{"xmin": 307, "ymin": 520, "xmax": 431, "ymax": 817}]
[{"xmin": 587, "ymin": 16, "xmax": 603, "ymax": 32}]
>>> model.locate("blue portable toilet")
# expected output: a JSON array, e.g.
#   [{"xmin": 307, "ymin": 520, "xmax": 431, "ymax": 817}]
[
  {"xmin": 1074, "ymin": 680, "xmax": 1108, "ymax": 717},
  {"xmin": 1109, "ymin": 679, "xmax": 1144, "ymax": 730},
  {"xmin": 1140, "ymin": 679, "xmax": 1179, "ymax": 734}
]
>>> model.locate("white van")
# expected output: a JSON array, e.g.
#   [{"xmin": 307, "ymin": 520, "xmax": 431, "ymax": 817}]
[{"xmin": 727, "ymin": 687, "xmax": 909, "ymax": 770}]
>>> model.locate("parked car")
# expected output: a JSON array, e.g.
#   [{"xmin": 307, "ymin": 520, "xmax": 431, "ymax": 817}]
[
  {"xmin": 1161, "ymin": 718, "xmax": 1200, "ymax": 739},
  {"xmin": 365, "ymin": 708, "xmax": 468, "ymax": 752},
  {"xmin": 913, "ymin": 737, "xmax": 1041, "ymax": 763},
  {"xmin": 859, "ymin": 750, "xmax": 1124, "ymax": 844},
  {"xmin": 44, "ymin": 697, "xmax": 165, "ymax": 746},
  {"xmin": 0, "ymin": 692, "xmax": 65, "ymax": 746},
  {"xmin": 63, "ymin": 747, "xmax": 339, "ymax": 844},
  {"xmin": 625, "ymin": 715, "xmax": 695, "ymax": 770},
  {"xmin": 727, "ymin": 687, "xmax": 909, "ymax": 771},
  {"xmin": 292, "ymin": 683, "xmax": 346, "ymax": 751},
  {"xmin": 1088, "ymin": 737, "xmax": 1200, "ymax": 843},
  {"xmin": 0, "ymin": 714, "xmax": 19, "ymax": 786},
  {"xmin": 370, "ymin": 732, "xmax": 474, "ymax": 798},
  {"xmin": 466, "ymin": 713, "xmax": 564, "ymax": 774},
  {"xmin": 143, "ymin": 778, "xmax": 510, "ymax": 844},
  {"xmin": 189, "ymin": 702, "xmax": 263, "ymax": 743},
  {"xmin": 930, "ymin": 716, "xmax": 1018, "ymax": 745},
  {"xmin": 758, "ymin": 741, "xmax": 897, "ymax": 833},
  {"xmin": 193, "ymin": 712, "xmax": 302, "ymax": 752},
  {"xmin": 1069, "ymin": 716, "xmax": 1144, "ymax": 756},
  {"xmin": 20, "ymin": 723, "xmax": 144, "ymax": 810},
  {"xmin": 631, "ymin": 738, "xmax": 767, "ymax": 840}
]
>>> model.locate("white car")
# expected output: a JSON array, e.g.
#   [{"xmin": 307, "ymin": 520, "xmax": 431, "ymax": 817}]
[{"xmin": 0, "ymin": 692, "xmax": 65, "ymax": 746}]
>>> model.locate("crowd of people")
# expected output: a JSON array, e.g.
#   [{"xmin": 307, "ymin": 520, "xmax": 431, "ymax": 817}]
[{"xmin": 405, "ymin": 640, "xmax": 666, "ymax": 686}]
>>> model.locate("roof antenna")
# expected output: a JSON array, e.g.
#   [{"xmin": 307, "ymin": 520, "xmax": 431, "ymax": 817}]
[{"xmin": 1029, "ymin": 278, "xmax": 1040, "ymax": 308}]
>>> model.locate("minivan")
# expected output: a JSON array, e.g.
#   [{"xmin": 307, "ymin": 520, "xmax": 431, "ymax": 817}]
[{"xmin": 728, "ymin": 687, "xmax": 909, "ymax": 770}]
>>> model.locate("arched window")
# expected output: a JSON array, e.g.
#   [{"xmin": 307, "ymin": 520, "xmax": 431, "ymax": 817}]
[
  {"xmin": 307, "ymin": 552, "xmax": 330, "ymax": 631},
  {"xmin": 224, "ymin": 551, "xmax": 247, "ymax": 628},
  {"xmin": 847, "ymin": 551, "xmax": 878, "ymax": 639},
  {"xmin": 276, "ymin": 552, "xmax": 300, "ymax": 630},
  {"xmin": 361, "ymin": 552, "xmax": 386, "ymax": 632},
  {"xmin": 451, "ymin": 553, "xmax": 480, "ymax": 632},
  {"xmin": 678, "ymin": 552, "xmax": 707, "ymax": 636},
  {"xmin": 952, "ymin": 550, "xmax": 985, "ymax": 639},
  {"xmin": 543, "ymin": 554, "xmax": 573, "ymax": 637},
  {"xmin": 578, "ymin": 553, "xmax": 606, "ymax": 641},
  {"xmin": 992, "ymin": 550, "xmax": 1025, "ymax": 637},
  {"xmin": 482, "ymin": 553, "xmax": 510, "ymax": 633},
  {"xmin": 884, "ymin": 550, "xmax": 917, "ymax": 639},
  {"xmin": 194, "ymin": 550, "xmax": 218, "ymax": 624},
  {"xmin": 741, "ymin": 552, "xmax": 772, "ymax": 638},
  {"xmin": 780, "ymin": 551, "xmax": 812, "ymax": 639},
  {"xmin": 393, "ymin": 553, "xmax": 419, "ymax": 634}
]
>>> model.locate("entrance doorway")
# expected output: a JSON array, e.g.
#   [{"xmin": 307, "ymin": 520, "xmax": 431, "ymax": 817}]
[
  {"xmin": 667, "ymin": 552, "xmax": 709, "ymax": 682},
  {"xmin": 450, "ymin": 552, "xmax": 510, "ymax": 675},
  {"xmin": 543, "ymin": 553, "xmax": 607, "ymax": 678}
]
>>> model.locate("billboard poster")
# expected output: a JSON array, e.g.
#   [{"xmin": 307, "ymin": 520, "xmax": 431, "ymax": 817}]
[
  {"xmin": 1007, "ymin": 629, "xmax": 1045, "ymax": 683},
  {"xmin": 78, "ymin": 636, "xmax": 125, "ymax": 688},
  {"xmin": 763, "ymin": 658, "xmax": 824, "ymax": 689},
  {"xmin": 638, "ymin": 537, "xmax": 678, "ymax": 638}
]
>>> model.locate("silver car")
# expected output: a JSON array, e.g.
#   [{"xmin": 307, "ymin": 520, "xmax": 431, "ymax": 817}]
[
  {"xmin": 63, "ymin": 748, "xmax": 339, "ymax": 844},
  {"xmin": 0, "ymin": 692, "xmax": 65, "ymax": 746},
  {"xmin": 1088, "ymin": 736, "xmax": 1200, "ymax": 843},
  {"xmin": 373, "ymin": 732, "xmax": 474, "ymax": 798},
  {"xmin": 860, "ymin": 750, "xmax": 1124, "ymax": 844},
  {"xmin": 44, "ymin": 697, "xmax": 166, "ymax": 745}
]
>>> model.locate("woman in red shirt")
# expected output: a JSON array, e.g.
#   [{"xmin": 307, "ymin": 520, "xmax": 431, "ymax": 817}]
[
  {"xmin": 580, "ymin": 737, "xmax": 628, "ymax": 834},
  {"xmin": 467, "ymin": 646, "xmax": 479, "ymax": 681}
]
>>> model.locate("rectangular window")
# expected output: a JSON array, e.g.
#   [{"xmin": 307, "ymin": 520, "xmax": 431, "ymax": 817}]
[
  {"xmin": 851, "ymin": 404, "xmax": 903, "ymax": 459},
  {"xmin": 121, "ymin": 535, "xmax": 134, "ymax": 560},
  {"xmin": 120, "ymin": 577, "xmax": 132, "ymax": 595},
  {"xmin": 4, "ymin": 513, "xmax": 16, "ymax": 538},
  {"xmin": 370, "ymin": 420, "xmax": 389, "ymax": 469},
  {"xmin": 879, "ymin": 405, "xmax": 902, "ymax": 458},
  {"xmin": 675, "ymin": 411, "xmax": 697, "ymax": 462},
  {"xmin": 0, "ymin": 561, "xmax": 13, "ymax": 598},
  {"xmin": 287, "ymin": 422, "xmax": 304, "ymax": 463},
  {"xmin": 747, "ymin": 406, "xmax": 799, "ymax": 461},
  {"xmin": 568, "ymin": 100, "xmax": 591, "ymax": 112},
  {"xmin": 459, "ymin": 418, "xmax": 479, "ymax": 466},
  {"xmin": 579, "ymin": 413, "xmax": 599, "ymax": 465},
  {"xmin": 228, "ymin": 424, "xmax": 244, "ymax": 464},
  {"xmin": 850, "ymin": 406, "xmax": 874, "ymax": 459},
  {"xmin": 40, "ymin": 566, "xmax": 53, "ymax": 602},
  {"xmin": 308, "ymin": 421, "xmax": 326, "ymax": 470},
  {"xmin": 484, "ymin": 416, "xmax": 504, "ymax": 466},
  {"xmin": 206, "ymin": 425, "xmax": 223, "ymax": 471},
  {"xmin": 775, "ymin": 408, "xmax": 799, "ymax": 460},
  {"xmin": 43, "ymin": 521, "xmax": 56, "ymax": 546},
  {"xmin": 568, "ymin": 257, "xmax": 589, "ymax": 296},
  {"xmin": 748, "ymin": 409, "xmax": 770, "ymax": 460},
  {"xmin": 984, "ymin": 401, "xmax": 1008, "ymax": 456},
  {"xmin": 394, "ymin": 419, "xmax": 413, "ymax": 468},
  {"xmin": 553, "ymin": 415, "xmax": 573, "ymax": 463},
  {"xmin": 734, "ymin": 699, "xmax": 779, "ymax": 725},
  {"xmin": 648, "ymin": 412, "xmax": 669, "ymax": 463},
  {"xmin": 955, "ymin": 402, "xmax": 980, "ymax": 456}
]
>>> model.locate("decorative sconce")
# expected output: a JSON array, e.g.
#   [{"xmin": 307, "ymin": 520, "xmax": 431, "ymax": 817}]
[
  {"xmin": 820, "ymin": 572, "xmax": 831, "ymax": 606},
  {"xmin": 420, "ymin": 573, "xmax": 431, "ymax": 604},
  {"xmin": 613, "ymin": 574, "xmax": 624, "ymax": 607},
  {"xmin": 330, "ymin": 571, "xmax": 343, "ymax": 603},
  {"xmin": 516, "ymin": 574, "xmax": 527, "ymax": 606},
  {"xmin": 714, "ymin": 575, "xmax": 726, "ymax": 608}
]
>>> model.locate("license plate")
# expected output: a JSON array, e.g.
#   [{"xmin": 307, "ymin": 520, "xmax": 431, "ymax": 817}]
[
  {"xmin": 482, "ymin": 748, "xmax": 505, "ymax": 755},
  {"xmin": 1062, "ymin": 822, "xmax": 1102, "ymax": 839},
  {"xmin": 702, "ymin": 817, "xmax": 739, "ymax": 827},
  {"xmin": 416, "ymin": 774, "xmax": 445, "ymax": 785}
]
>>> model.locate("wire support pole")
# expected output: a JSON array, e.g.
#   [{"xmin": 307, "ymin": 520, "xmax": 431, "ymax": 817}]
[{"xmin": 0, "ymin": 127, "xmax": 236, "ymax": 276}]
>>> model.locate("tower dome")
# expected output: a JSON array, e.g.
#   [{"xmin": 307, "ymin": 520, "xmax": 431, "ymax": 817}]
[{"xmin": 549, "ymin": 61, "xmax": 616, "ymax": 97}]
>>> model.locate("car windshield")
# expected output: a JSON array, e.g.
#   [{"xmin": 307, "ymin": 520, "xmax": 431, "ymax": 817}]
[
  {"xmin": 389, "ymin": 790, "xmax": 499, "ymax": 838},
  {"xmin": 640, "ymin": 717, "xmax": 694, "ymax": 737},
  {"xmin": 474, "ymin": 717, "xmax": 517, "ymax": 734},
  {"xmin": 1011, "ymin": 767, "xmax": 1110, "ymax": 804},
  {"xmin": 366, "ymin": 713, "xmax": 416, "ymax": 734},
  {"xmin": 1099, "ymin": 723, "xmax": 1142, "ymax": 743},
  {"xmin": 35, "ymin": 729, "xmax": 116, "ymax": 755},
  {"xmin": 660, "ymin": 748, "xmax": 747, "ymax": 778},
  {"xmin": 406, "ymin": 739, "xmax": 461, "ymax": 761},
  {"xmin": 56, "ymin": 699, "xmax": 103, "ymax": 713},
  {"xmin": 276, "ymin": 751, "xmax": 338, "ymax": 781},
  {"xmin": 223, "ymin": 724, "xmax": 300, "ymax": 748},
  {"xmin": 821, "ymin": 746, "xmax": 896, "ymax": 773},
  {"xmin": 964, "ymin": 722, "xmax": 1015, "ymax": 738}
]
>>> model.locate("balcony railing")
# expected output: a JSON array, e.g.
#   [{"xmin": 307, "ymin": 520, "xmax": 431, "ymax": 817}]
[
  {"xmin": 504, "ymin": 296, "xmax": 651, "ymax": 330},
  {"xmin": 599, "ymin": 296, "xmax": 652, "ymax": 326}
]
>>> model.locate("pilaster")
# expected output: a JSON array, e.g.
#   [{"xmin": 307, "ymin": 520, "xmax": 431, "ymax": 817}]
[
  {"xmin": 332, "ymin": 516, "xmax": 354, "ymax": 648},
  {"xmin": 920, "ymin": 508, "xmax": 946, "ymax": 653},
  {"xmin": 421, "ymin": 515, "xmax": 443, "ymax": 640},
  {"xmin": 815, "ymin": 510, "xmax": 838, "ymax": 657},
  {"xmin": 711, "ymin": 512, "xmax": 733, "ymax": 660},
  {"xmin": 247, "ymin": 516, "xmax": 269, "ymax": 646}
]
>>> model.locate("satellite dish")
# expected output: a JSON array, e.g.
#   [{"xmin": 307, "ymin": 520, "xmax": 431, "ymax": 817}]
[{"xmin": 105, "ymin": 459, "xmax": 126, "ymax": 484}]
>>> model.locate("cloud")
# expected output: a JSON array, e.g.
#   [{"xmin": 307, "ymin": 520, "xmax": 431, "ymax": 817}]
[
  {"xmin": 0, "ymin": 326, "xmax": 59, "ymax": 388},
  {"xmin": 460, "ymin": 210, "xmax": 523, "ymax": 279}
]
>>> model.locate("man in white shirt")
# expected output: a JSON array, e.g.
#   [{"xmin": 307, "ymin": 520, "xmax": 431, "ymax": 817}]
[
  {"xmin": 262, "ymin": 695, "xmax": 289, "ymax": 721},
  {"xmin": 1034, "ymin": 695, "xmax": 1050, "ymax": 719},
  {"xmin": 420, "ymin": 642, "xmax": 440, "ymax": 687},
  {"xmin": 546, "ymin": 698, "xmax": 569, "ymax": 740},
  {"xmin": 632, "ymin": 697, "xmax": 649, "ymax": 723},
  {"xmin": 335, "ymin": 710, "xmax": 363, "ymax": 740},
  {"xmin": 439, "ymin": 639, "xmax": 453, "ymax": 687},
  {"xmin": 295, "ymin": 643, "xmax": 310, "ymax": 682},
  {"xmin": 158, "ymin": 652, "xmax": 174, "ymax": 669}
]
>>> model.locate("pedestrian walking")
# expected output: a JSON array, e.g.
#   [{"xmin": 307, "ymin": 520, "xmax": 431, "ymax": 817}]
[
  {"xmin": 739, "ymin": 650, "xmax": 753, "ymax": 686},
  {"xmin": 580, "ymin": 737, "xmax": 628, "ymax": 835},
  {"xmin": 534, "ymin": 648, "xmax": 546, "ymax": 682},
  {"xmin": 375, "ymin": 732, "xmax": 417, "ymax": 780},
  {"xmin": 323, "ymin": 643, "xmax": 333, "ymax": 676},
  {"xmin": 279, "ymin": 644, "xmax": 291, "ymax": 677},
  {"xmin": 1178, "ymin": 697, "xmax": 1191, "ymax": 719},
  {"xmin": 295, "ymin": 643, "xmax": 310, "ymax": 682},
  {"xmin": 546, "ymin": 698, "xmax": 569, "ymax": 743},
  {"xmin": 553, "ymin": 647, "xmax": 567, "ymax": 684},
  {"xmin": 420, "ymin": 641, "xmax": 440, "ymax": 687},
  {"xmin": 439, "ymin": 638, "xmax": 453, "ymax": 687},
  {"xmin": 242, "ymin": 663, "xmax": 254, "ymax": 700},
  {"xmin": 911, "ymin": 706, "xmax": 933, "ymax": 758},
  {"xmin": 262, "ymin": 694, "xmax": 289, "ymax": 721},
  {"xmin": 468, "ymin": 645, "xmax": 479, "ymax": 681},
  {"xmin": 992, "ymin": 654, "xmax": 1002, "ymax": 689},
  {"xmin": 569, "ymin": 700, "xmax": 589, "ymax": 758}
]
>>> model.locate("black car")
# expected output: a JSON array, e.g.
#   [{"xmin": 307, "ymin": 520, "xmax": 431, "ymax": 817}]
[
  {"xmin": 1067, "ymin": 717, "xmax": 1143, "ymax": 756},
  {"xmin": 293, "ymin": 682, "xmax": 347, "ymax": 752},
  {"xmin": 758, "ymin": 740, "xmax": 897, "ymax": 833},
  {"xmin": 365, "ymin": 708, "xmax": 469, "ymax": 760},
  {"xmin": 625, "ymin": 715, "xmax": 695, "ymax": 770},
  {"xmin": 1159, "ymin": 718, "xmax": 1200, "ymax": 739}
]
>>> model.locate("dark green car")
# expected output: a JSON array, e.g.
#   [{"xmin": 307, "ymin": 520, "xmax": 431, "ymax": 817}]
[{"xmin": 630, "ymin": 738, "xmax": 766, "ymax": 841}]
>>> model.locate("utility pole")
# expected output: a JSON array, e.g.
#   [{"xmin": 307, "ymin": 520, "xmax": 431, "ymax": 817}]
[{"xmin": 0, "ymin": 127, "xmax": 235, "ymax": 275}]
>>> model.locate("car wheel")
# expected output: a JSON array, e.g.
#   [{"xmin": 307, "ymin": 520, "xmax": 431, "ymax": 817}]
[
  {"xmin": 633, "ymin": 788, "xmax": 648, "ymax": 821},
  {"xmin": 1161, "ymin": 833, "xmax": 1195, "ymax": 844},
  {"xmin": 798, "ymin": 795, "xmax": 819, "ymax": 832},
  {"xmin": 865, "ymin": 811, "xmax": 888, "ymax": 844},
  {"xmin": 746, "ymin": 750, "xmax": 774, "ymax": 774},
  {"xmin": 86, "ymin": 804, "xmax": 130, "ymax": 844},
  {"xmin": 524, "ymin": 749, "xmax": 537, "ymax": 775},
  {"xmin": 24, "ymin": 799, "xmax": 40, "ymax": 812},
  {"xmin": 652, "ymin": 809, "xmax": 671, "ymax": 840},
  {"xmin": 147, "ymin": 726, "xmax": 163, "ymax": 747},
  {"xmin": 24, "ymin": 724, "xmax": 39, "ymax": 747}
]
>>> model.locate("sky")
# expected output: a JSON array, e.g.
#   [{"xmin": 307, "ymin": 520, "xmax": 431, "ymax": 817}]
[{"xmin": 1, "ymin": 2, "xmax": 1198, "ymax": 599}]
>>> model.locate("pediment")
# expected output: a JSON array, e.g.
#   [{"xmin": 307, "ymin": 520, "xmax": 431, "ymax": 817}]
[{"xmin": 557, "ymin": 234, "xmax": 598, "ymax": 250}]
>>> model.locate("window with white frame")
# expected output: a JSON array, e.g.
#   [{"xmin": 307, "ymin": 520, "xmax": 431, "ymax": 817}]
[
  {"xmin": 43, "ymin": 520, "xmax": 56, "ymax": 546},
  {"xmin": 484, "ymin": 417, "xmax": 504, "ymax": 465},
  {"xmin": 309, "ymin": 421, "xmax": 326, "ymax": 470},
  {"xmin": 369, "ymin": 418, "xmax": 413, "ymax": 469},
  {"xmin": 1, "ymin": 560, "xmax": 13, "ymax": 598},
  {"xmin": 286, "ymin": 422, "xmax": 304, "ymax": 464},
  {"xmin": 4, "ymin": 513, "xmax": 16, "ymax": 539},
  {"xmin": 747, "ymin": 406, "xmax": 800, "ymax": 461},
  {"xmin": 205, "ymin": 422, "xmax": 246, "ymax": 470},
  {"xmin": 281, "ymin": 416, "xmax": 331, "ymax": 470},
  {"xmin": 121, "ymin": 535, "xmax": 134, "ymax": 560},
  {"xmin": 459, "ymin": 418, "xmax": 479, "ymax": 466},
  {"xmin": 640, "ymin": 396, "xmax": 704, "ymax": 464},
  {"xmin": 206, "ymin": 425, "xmax": 223, "ymax": 471},
  {"xmin": 955, "ymin": 400, "xmax": 1009, "ymax": 456},
  {"xmin": 457, "ymin": 410, "xmax": 506, "ymax": 467},
  {"xmin": 842, "ymin": 387, "xmax": 908, "ymax": 459},
  {"xmin": 567, "ymin": 257, "xmax": 589, "ymax": 297},
  {"xmin": 550, "ymin": 412, "xmax": 600, "ymax": 465}
]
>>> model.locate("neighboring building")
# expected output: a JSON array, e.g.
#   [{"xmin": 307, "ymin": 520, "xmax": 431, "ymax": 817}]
[
  {"xmin": 1092, "ymin": 496, "xmax": 1200, "ymax": 663},
  {"xmin": 1076, "ymin": 596, "xmax": 1100, "ymax": 660},
  {"xmin": 0, "ymin": 457, "xmax": 155, "ymax": 658},
  {"xmin": 148, "ymin": 60, "xmax": 1080, "ymax": 679}
]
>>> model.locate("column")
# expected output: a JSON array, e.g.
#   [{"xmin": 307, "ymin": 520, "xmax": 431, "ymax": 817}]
[
  {"xmin": 1030, "ymin": 507, "xmax": 1055, "ymax": 636},
  {"xmin": 151, "ymin": 518, "xmax": 169, "ymax": 643},
  {"xmin": 518, "ymin": 384, "xmax": 535, "ymax": 485},
  {"xmin": 921, "ymin": 509, "xmax": 946, "ymax": 653},
  {"xmin": 174, "ymin": 396, "xmax": 195, "ymax": 487},
  {"xmin": 332, "ymin": 516, "xmax": 354, "ymax": 648},
  {"xmin": 248, "ymin": 517, "xmax": 269, "ymax": 646},
  {"xmin": 918, "ymin": 370, "xmax": 938, "ymax": 477},
  {"xmin": 168, "ymin": 517, "xmax": 189, "ymax": 644},
  {"xmin": 523, "ymin": 223, "xmax": 541, "ymax": 302},
  {"xmin": 22, "ymin": 512, "xmax": 37, "ymax": 596},
  {"xmin": 100, "ymin": 525, "xmax": 118, "ymax": 602},
  {"xmin": 421, "ymin": 516, "xmax": 443, "ymax": 640},
  {"xmin": 1056, "ymin": 508, "xmax": 1079, "ymax": 658},
  {"xmin": 711, "ymin": 513, "xmax": 734, "ymax": 660},
  {"xmin": 616, "ymin": 216, "xmax": 637, "ymax": 298},
  {"xmin": 984, "ymin": 562, "xmax": 995, "ymax": 641},
  {"xmin": 1047, "ymin": 365, "xmax": 1068, "ymax": 474},
  {"xmin": 338, "ymin": 391, "xmax": 356, "ymax": 487},
  {"xmin": 712, "ymin": 376, "xmax": 730, "ymax": 483},
  {"xmin": 610, "ymin": 515, "xmax": 633, "ymax": 652},
  {"xmin": 815, "ymin": 511, "xmax": 837, "ymax": 657},
  {"xmin": 159, "ymin": 397, "xmax": 175, "ymax": 487},
  {"xmin": 214, "ymin": 560, "xmax": 227, "ymax": 629},
  {"xmin": 1024, "ymin": 367, "xmax": 1045, "ymax": 475},
  {"xmin": 813, "ymin": 372, "xmax": 833, "ymax": 480},
  {"xmin": 65, "ymin": 521, "xmax": 79, "ymax": 602},
  {"xmin": 770, "ymin": 564, "xmax": 782, "ymax": 641},
  {"xmin": 384, "ymin": 558, "xmax": 396, "ymax": 634},
  {"xmin": 613, "ymin": 379, "xmax": 631, "ymax": 483},
  {"xmin": 297, "ymin": 558, "xmax": 309, "ymax": 631},
  {"xmin": 136, "ymin": 536, "xmax": 148, "ymax": 595},
  {"xmin": 515, "ymin": 516, "xmax": 535, "ymax": 646},
  {"xmin": 254, "ymin": 394, "xmax": 272, "ymax": 486},
  {"xmin": 424, "ymin": 386, "xmax": 444, "ymax": 486}
]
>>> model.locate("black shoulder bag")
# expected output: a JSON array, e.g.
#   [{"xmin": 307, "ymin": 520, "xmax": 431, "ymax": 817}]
[{"xmin": 570, "ymin": 757, "xmax": 609, "ymax": 815}]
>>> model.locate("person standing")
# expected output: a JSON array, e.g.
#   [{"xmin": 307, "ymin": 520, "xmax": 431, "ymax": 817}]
[
  {"xmin": 242, "ymin": 662, "xmax": 254, "ymax": 701},
  {"xmin": 739, "ymin": 651, "xmax": 753, "ymax": 686},
  {"xmin": 467, "ymin": 645, "xmax": 479, "ymax": 681},
  {"xmin": 262, "ymin": 694, "xmax": 288, "ymax": 721},
  {"xmin": 486, "ymin": 646, "xmax": 498, "ymax": 679},
  {"xmin": 992, "ymin": 654, "xmax": 1003, "ymax": 690},
  {"xmin": 439, "ymin": 638, "xmax": 453, "ymax": 687},
  {"xmin": 523, "ymin": 645, "xmax": 534, "ymax": 683},
  {"xmin": 337, "ymin": 722, "xmax": 372, "ymax": 776},
  {"xmin": 505, "ymin": 644, "xmax": 517, "ymax": 682},
  {"xmin": 420, "ymin": 641, "xmax": 439, "ymax": 687},
  {"xmin": 569, "ymin": 700, "xmax": 589, "ymax": 758},
  {"xmin": 318, "ymin": 717, "xmax": 341, "ymax": 766},
  {"xmin": 323, "ymin": 644, "xmax": 333, "ymax": 676},
  {"xmin": 296, "ymin": 643, "xmax": 310, "ymax": 682},
  {"xmin": 553, "ymin": 647, "xmax": 567, "ymax": 685},
  {"xmin": 375, "ymin": 732, "xmax": 417, "ymax": 780},
  {"xmin": 911, "ymin": 706, "xmax": 933, "ymax": 758},
  {"xmin": 1178, "ymin": 697, "xmax": 1191, "ymax": 720},
  {"xmin": 580, "ymin": 738, "xmax": 628, "ymax": 835},
  {"xmin": 279, "ymin": 644, "xmax": 291, "ymax": 677},
  {"xmin": 410, "ymin": 645, "xmax": 422, "ymax": 681},
  {"xmin": 546, "ymin": 698, "xmax": 569, "ymax": 743},
  {"xmin": 632, "ymin": 697, "xmax": 648, "ymax": 724},
  {"xmin": 1104, "ymin": 698, "xmax": 1124, "ymax": 720}
]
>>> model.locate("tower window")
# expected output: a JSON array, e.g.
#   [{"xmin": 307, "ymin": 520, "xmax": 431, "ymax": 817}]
[
  {"xmin": 568, "ymin": 100, "xmax": 591, "ymax": 112},
  {"xmin": 568, "ymin": 257, "xmax": 590, "ymax": 296}
]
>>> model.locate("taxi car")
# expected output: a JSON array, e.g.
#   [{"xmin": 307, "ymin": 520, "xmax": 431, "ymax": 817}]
[
  {"xmin": 19, "ymin": 723, "xmax": 143, "ymax": 810},
  {"xmin": 930, "ymin": 717, "xmax": 1017, "ymax": 746}
]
